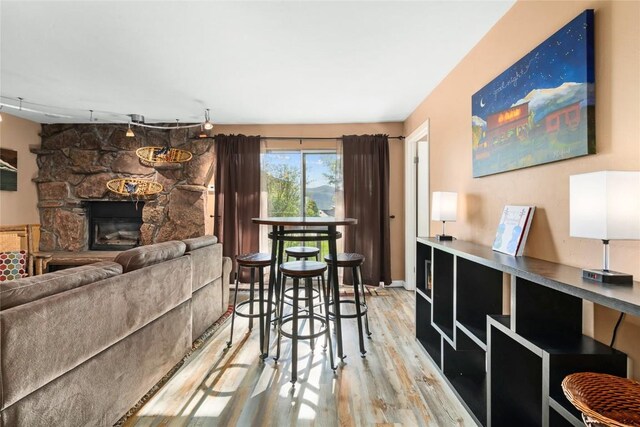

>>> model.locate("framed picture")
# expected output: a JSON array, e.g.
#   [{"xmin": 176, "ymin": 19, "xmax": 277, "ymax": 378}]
[
  {"xmin": 472, "ymin": 10, "xmax": 595, "ymax": 178},
  {"xmin": 0, "ymin": 148, "xmax": 18, "ymax": 191}
]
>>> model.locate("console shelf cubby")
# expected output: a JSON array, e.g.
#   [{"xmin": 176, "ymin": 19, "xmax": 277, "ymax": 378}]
[
  {"xmin": 415, "ymin": 237, "xmax": 639, "ymax": 427},
  {"xmin": 456, "ymin": 257, "xmax": 503, "ymax": 346},
  {"xmin": 416, "ymin": 292, "xmax": 441, "ymax": 367},
  {"xmin": 443, "ymin": 329, "xmax": 487, "ymax": 425},
  {"xmin": 432, "ymin": 248, "xmax": 455, "ymax": 343},
  {"xmin": 415, "ymin": 241, "xmax": 432, "ymax": 300}
]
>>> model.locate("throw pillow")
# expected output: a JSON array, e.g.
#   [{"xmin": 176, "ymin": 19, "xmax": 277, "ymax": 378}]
[{"xmin": 0, "ymin": 251, "xmax": 28, "ymax": 281}]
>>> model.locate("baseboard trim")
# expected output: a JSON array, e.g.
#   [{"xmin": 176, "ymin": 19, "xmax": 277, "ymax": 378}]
[{"xmin": 386, "ymin": 280, "xmax": 406, "ymax": 289}]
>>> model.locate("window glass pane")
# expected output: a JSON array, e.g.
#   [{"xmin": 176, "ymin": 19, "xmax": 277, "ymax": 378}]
[
  {"xmin": 262, "ymin": 151, "xmax": 302, "ymax": 217},
  {"xmin": 304, "ymin": 153, "xmax": 340, "ymax": 217},
  {"xmin": 260, "ymin": 150, "xmax": 342, "ymax": 258},
  {"xmin": 261, "ymin": 150, "xmax": 340, "ymax": 220}
]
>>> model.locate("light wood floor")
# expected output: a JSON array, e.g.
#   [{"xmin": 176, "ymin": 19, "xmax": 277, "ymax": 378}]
[{"xmin": 124, "ymin": 288, "xmax": 474, "ymax": 426}]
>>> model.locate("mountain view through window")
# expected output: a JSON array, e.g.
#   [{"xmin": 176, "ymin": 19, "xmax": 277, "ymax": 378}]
[{"xmin": 262, "ymin": 151, "xmax": 340, "ymax": 218}]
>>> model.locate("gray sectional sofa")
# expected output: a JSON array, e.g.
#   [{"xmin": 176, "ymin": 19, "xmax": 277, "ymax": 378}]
[{"xmin": 0, "ymin": 235, "xmax": 231, "ymax": 427}]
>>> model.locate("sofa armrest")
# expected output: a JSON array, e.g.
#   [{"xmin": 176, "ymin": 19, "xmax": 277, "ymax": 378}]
[{"xmin": 186, "ymin": 243, "xmax": 223, "ymax": 293}]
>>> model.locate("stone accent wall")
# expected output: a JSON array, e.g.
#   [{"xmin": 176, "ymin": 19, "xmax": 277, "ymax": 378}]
[{"xmin": 34, "ymin": 124, "xmax": 215, "ymax": 251}]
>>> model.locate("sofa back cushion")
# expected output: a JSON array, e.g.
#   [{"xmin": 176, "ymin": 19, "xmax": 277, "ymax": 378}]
[
  {"xmin": 115, "ymin": 241, "xmax": 186, "ymax": 273},
  {"xmin": 0, "ymin": 261, "xmax": 122, "ymax": 310},
  {"xmin": 0, "ymin": 255, "xmax": 191, "ymax": 410},
  {"xmin": 182, "ymin": 235, "xmax": 218, "ymax": 251}
]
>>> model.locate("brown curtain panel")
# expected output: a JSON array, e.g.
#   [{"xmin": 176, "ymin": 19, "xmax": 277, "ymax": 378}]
[
  {"xmin": 214, "ymin": 134, "xmax": 261, "ymax": 278},
  {"xmin": 342, "ymin": 134, "xmax": 391, "ymax": 286}
]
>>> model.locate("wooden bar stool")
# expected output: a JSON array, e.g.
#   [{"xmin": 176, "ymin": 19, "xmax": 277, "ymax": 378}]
[
  {"xmin": 276, "ymin": 260, "xmax": 335, "ymax": 385},
  {"xmin": 227, "ymin": 253, "xmax": 272, "ymax": 353},
  {"xmin": 562, "ymin": 372, "xmax": 640, "ymax": 426},
  {"xmin": 324, "ymin": 253, "xmax": 371, "ymax": 357}
]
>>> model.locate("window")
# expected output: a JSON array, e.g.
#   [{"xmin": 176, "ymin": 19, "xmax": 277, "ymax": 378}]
[{"xmin": 262, "ymin": 150, "xmax": 341, "ymax": 218}]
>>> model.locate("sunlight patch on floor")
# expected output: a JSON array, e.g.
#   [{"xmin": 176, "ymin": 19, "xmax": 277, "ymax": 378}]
[
  {"xmin": 299, "ymin": 402, "xmax": 317, "ymax": 420},
  {"xmin": 193, "ymin": 396, "xmax": 231, "ymax": 418},
  {"xmin": 207, "ymin": 365, "xmax": 250, "ymax": 392}
]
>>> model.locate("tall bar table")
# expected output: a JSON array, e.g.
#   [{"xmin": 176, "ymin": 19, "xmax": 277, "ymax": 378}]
[{"xmin": 252, "ymin": 217, "xmax": 357, "ymax": 361}]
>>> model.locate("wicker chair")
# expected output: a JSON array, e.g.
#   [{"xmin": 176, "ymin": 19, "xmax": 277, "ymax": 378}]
[
  {"xmin": 562, "ymin": 372, "xmax": 640, "ymax": 427},
  {"xmin": 0, "ymin": 224, "xmax": 42, "ymax": 278}
]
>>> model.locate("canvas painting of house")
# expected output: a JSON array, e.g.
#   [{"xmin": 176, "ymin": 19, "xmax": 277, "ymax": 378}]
[
  {"xmin": 472, "ymin": 10, "xmax": 595, "ymax": 178},
  {"xmin": 0, "ymin": 148, "xmax": 18, "ymax": 191}
]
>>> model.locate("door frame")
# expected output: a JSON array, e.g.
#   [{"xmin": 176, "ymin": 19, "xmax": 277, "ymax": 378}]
[{"xmin": 404, "ymin": 119, "xmax": 430, "ymax": 291}]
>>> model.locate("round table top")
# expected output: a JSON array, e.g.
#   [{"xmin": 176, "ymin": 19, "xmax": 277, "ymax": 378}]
[{"xmin": 252, "ymin": 216, "xmax": 357, "ymax": 226}]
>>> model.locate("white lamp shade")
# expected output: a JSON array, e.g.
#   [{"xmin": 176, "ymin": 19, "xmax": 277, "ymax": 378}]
[
  {"xmin": 570, "ymin": 171, "xmax": 640, "ymax": 240},
  {"xmin": 432, "ymin": 191, "xmax": 458, "ymax": 222}
]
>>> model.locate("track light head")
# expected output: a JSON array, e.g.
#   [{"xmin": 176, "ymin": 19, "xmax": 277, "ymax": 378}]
[
  {"xmin": 198, "ymin": 124, "xmax": 208, "ymax": 138},
  {"xmin": 203, "ymin": 108, "xmax": 214, "ymax": 130},
  {"xmin": 126, "ymin": 122, "xmax": 135, "ymax": 138}
]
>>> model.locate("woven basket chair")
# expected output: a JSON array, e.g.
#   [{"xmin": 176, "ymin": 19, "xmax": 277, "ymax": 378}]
[{"xmin": 562, "ymin": 372, "xmax": 640, "ymax": 427}]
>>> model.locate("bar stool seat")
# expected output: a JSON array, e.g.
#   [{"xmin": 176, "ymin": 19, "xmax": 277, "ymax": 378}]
[
  {"xmin": 236, "ymin": 252, "xmax": 271, "ymax": 267},
  {"xmin": 280, "ymin": 260, "xmax": 326, "ymax": 277},
  {"xmin": 324, "ymin": 252, "xmax": 365, "ymax": 267},
  {"xmin": 324, "ymin": 252, "xmax": 371, "ymax": 357},
  {"xmin": 277, "ymin": 260, "xmax": 334, "ymax": 385},
  {"xmin": 286, "ymin": 246, "xmax": 320, "ymax": 259}
]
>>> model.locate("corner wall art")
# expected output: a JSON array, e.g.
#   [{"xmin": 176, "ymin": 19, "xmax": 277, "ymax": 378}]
[
  {"xmin": 472, "ymin": 10, "xmax": 595, "ymax": 178},
  {"xmin": 0, "ymin": 148, "xmax": 18, "ymax": 191}
]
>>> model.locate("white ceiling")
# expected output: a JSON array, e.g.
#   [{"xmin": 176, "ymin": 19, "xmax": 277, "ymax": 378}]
[{"xmin": 0, "ymin": 1, "xmax": 514, "ymax": 125}]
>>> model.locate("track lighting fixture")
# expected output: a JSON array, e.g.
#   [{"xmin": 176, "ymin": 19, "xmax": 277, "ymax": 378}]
[{"xmin": 0, "ymin": 96, "xmax": 215, "ymax": 131}]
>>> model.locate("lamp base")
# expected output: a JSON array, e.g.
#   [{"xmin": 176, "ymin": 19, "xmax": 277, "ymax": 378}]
[
  {"xmin": 436, "ymin": 234, "xmax": 454, "ymax": 241},
  {"xmin": 582, "ymin": 269, "xmax": 633, "ymax": 285}
]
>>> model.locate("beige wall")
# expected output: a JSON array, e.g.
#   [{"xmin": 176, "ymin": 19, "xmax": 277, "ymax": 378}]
[
  {"xmin": 0, "ymin": 113, "xmax": 41, "ymax": 225},
  {"xmin": 208, "ymin": 122, "xmax": 405, "ymax": 281},
  {"xmin": 404, "ymin": 0, "xmax": 640, "ymax": 379}
]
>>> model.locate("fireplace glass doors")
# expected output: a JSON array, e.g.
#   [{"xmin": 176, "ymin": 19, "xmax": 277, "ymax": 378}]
[{"xmin": 87, "ymin": 201, "xmax": 144, "ymax": 250}]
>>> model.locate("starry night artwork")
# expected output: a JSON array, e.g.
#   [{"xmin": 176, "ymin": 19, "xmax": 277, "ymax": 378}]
[{"xmin": 472, "ymin": 10, "xmax": 595, "ymax": 178}]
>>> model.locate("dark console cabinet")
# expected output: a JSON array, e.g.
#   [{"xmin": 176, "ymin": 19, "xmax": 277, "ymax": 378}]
[{"xmin": 415, "ymin": 238, "xmax": 638, "ymax": 426}]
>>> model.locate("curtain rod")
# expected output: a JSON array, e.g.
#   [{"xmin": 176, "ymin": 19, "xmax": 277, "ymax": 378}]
[
  {"xmin": 258, "ymin": 136, "xmax": 405, "ymax": 141},
  {"xmin": 195, "ymin": 135, "xmax": 405, "ymax": 142}
]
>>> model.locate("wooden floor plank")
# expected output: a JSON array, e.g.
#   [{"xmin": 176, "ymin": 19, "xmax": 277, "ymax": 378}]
[{"xmin": 124, "ymin": 289, "xmax": 474, "ymax": 426}]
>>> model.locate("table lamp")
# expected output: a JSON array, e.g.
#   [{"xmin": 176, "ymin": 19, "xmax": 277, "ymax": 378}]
[
  {"xmin": 570, "ymin": 171, "xmax": 640, "ymax": 284},
  {"xmin": 432, "ymin": 191, "xmax": 457, "ymax": 241}
]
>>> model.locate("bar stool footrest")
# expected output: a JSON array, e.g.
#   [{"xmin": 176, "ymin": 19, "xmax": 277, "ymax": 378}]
[
  {"xmin": 328, "ymin": 299, "xmax": 368, "ymax": 319},
  {"xmin": 234, "ymin": 300, "xmax": 275, "ymax": 319},
  {"xmin": 283, "ymin": 287, "xmax": 320, "ymax": 301},
  {"xmin": 279, "ymin": 314, "xmax": 329, "ymax": 340}
]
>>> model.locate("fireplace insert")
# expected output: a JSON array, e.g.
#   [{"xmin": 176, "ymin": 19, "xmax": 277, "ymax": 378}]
[{"xmin": 86, "ymin": 201, "xmax": 144, "ymax": 250}]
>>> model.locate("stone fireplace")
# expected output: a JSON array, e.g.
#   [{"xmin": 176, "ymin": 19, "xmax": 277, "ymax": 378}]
[{"xmin": 34, "ymin": 124, "xmax": 216, "ymax": 252}]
